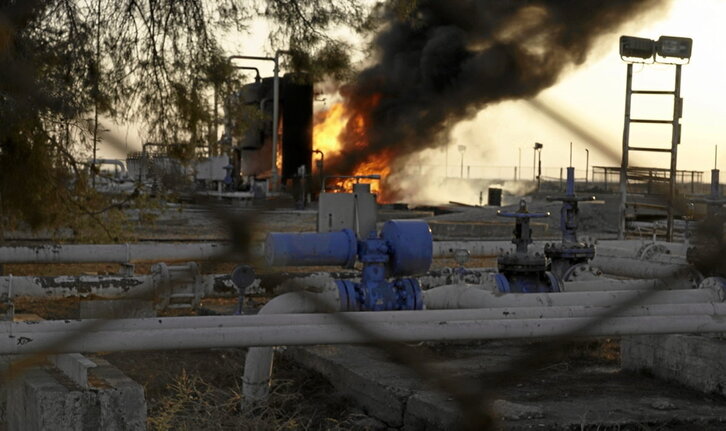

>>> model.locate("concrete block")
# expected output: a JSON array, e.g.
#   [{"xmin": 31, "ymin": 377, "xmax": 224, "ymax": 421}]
[
  {"xmin": 0, "ymin": 355, "xmax": 13, "ymax": 426},
  {"xmin": 403, "ymin": 390, "xmax": 462, "ymax": 431},
  {"xmin": 491, "ymin": 399, "xmax": 544, "ymax": 421},
  {"xmin": 621, "ymin": 334, "xmax": 726, "ymax": 396},
  {"xmin": 6, "ymin": 357, "xmax": 146, "ymax": 430},
  {"xmin": 290, "ymin": 342, "xmax": 726, "ymax": 430},
  {"xmin": 287, "ymin": 346, "xmax": 419, "ymax": 427},
  {"xmin": 49, "ymin": 354, "xmax": 97, "ymax": 389},
  {"xmin": 80, "ymin": 299, "xmax": 155, "ymax": 319}
]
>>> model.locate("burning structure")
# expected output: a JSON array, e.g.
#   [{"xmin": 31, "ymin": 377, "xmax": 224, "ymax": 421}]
[
  {"xmin": 312, "ymin": 0, "xmax": 665, "ymax": 202},
  {"xmin": 221, "ymin": 1, "xmax": 667, "ymax": 204},
  {"xmin": 222, "ymin": 74, "xmax": 313, "ymax": 194}
]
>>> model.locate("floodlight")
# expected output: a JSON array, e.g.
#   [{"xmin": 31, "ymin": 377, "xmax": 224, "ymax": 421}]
[
  {"xmin": 619, "ymin": 36, "xmax": 655, "ymax": 60},
  {"xmin": 656, "ymin": 36, "xmax": 692, "ymax": 59},
  {"xmin": 534, "ymin": 142, "xmax": 543, "ymax": 150}
]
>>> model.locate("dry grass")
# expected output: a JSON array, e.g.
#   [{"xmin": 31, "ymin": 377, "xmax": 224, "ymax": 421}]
[{"xmin": 101, "ymin": 350, "xmax": 383, "ymax": 431}]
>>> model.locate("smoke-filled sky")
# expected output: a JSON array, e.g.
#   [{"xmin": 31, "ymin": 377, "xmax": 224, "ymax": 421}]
[
  {"xmin": 443, "ymin": 0, "xmax": 725, "ymax": 176},
  {"xmin": 104, "ymin": 0, "xmax": 726, "ymax": 187},
  {"xmin": 328, "ymin": 0, "xmax": 668, "ymax": 198}
]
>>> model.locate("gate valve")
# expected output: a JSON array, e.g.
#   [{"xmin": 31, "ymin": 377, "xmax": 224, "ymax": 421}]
[
  {"xmin": 546, "ymin": 167, "xmax": 596, "ymax": 246},
  {"xmin": 497, "ymin": 199, "xmax": 550, "ymax": 254},
  {"xmin": 494, "ymin": 200, "xmax": 560, "ymax": 293},
  {"xmin": 544, "ymin": 167, "xmax": 597, "ymax": 280}
]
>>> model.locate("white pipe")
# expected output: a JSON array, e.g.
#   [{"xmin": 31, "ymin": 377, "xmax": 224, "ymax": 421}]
[
  {"xmin": 0, "ymin": 240, "xmax": 507, "ymax": 263},
  {"xmin": 7, "ymin": 313, "xmax": 726, "ymax": 356},
  {"xmin": 562, "ymin": 279, "xmax": 667, "ymax": 292},
  {"xmin": 0, "ymin": 243, "xmax": 233, "ymax": 264},
  {"xmin": 596, "ymin": 240, "xmax": 689, "ymax": 259},
  {"xmin": 0, "ymin": 239, "xmax": 686, "ymax": 264},
  {"xmin": 0, "ymin": 271, "xmax": 690, "ymax": 299},
  {"xmin": 433, "ymin": 239, "xmax": 691, "ymax": 259},
  {"xmin": 591, "ymin": 255, "xmax": 700, "ymax": 283},
  {"xmin": 423, "ymin": 284, "xmax": 723, "ymax": 310},
  {"xmin": 432, "ymin": 241, "xmax": 513, "ymax": 257},
  {"xmin": 0, "ymin": 273, "xmax": 239, "ymax": 298},
  {"xmin": 459, "ymin": 276, "xmax": 675, "ymax": 294},
  {"xmin": 242, "ymin": 288, "xmax": 339, "ymax": 400},
  {"xmin": 643, "ymin": 253, "xmax": 689, "ymax": 265},
  {"xmin": 0, "ymin": 271, "xmax": 694, "ymax": 299},
  {"xmin": 0, "ymin": 275, "xmax": 150, "ymax": 297},
  {"xmin": 12, "ymin": 302, "xmax": 726, "ymax": 335}
]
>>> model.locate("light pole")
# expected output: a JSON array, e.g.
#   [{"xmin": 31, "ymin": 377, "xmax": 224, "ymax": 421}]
[
  {"xmin": 585, "ymin": 148, "xmax": 589, "ymax": 186},
  {"xmin": 518, "ymin": 147, "xmax": 522, "ymax": 181},
  {"xmin": 618, "ymin": 35, "xmax": 692, "ymax": 241},
  {"xmin": 458, "ymin": 145, "xmax": 466, "ymax": 178},
  {"xmin": 534, "ymin": 142, "xmax": 543, "ymax": 191},
  {"xmin": 444, "ymin": 145, "xmax": 448, "ymax": 178}
]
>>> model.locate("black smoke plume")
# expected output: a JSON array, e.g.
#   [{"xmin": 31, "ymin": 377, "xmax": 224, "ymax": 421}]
[{"xmin": 327, "ymin": 0, "xmax": 667, "ymax": 200}]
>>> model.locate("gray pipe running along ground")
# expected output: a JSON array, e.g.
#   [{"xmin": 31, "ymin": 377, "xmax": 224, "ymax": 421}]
[
  {"xmin": 3, "ymin": 283, "xmax": 726, "ymax": 402},
  {"xmin": 590, "ymin": 255, "xmax": 701, "ymax": 285},
  {"xmin": 595, "ymin": 241, "xmax": 689, "ymax": 259},
  {"xmin": 422, "ymin": 284, "xmax": 724, "ymax": 309},
  {"xmin": 0, "ymin": 239, "xmax": 686, "ymax": 264},
  {"xmin": 243, "ymin": 282, "xmax": 724, "ymax": 401},
  {"xmin": 0, "ymin": 273, "xmax": 241, "ymax": 298},
  {"xmin": 0, "ymin": 243, "xmax": 236, "ymax": 264},
  {"xmin": 0, "ymin": 241, "xmax": 503, "ymax": 263},
  {"xmin": 0, "ymin": 270, "xmax": 482, "ymax": 298},
  {"xmin": 561, "ymin": 279, "xmax": 668, "ymax": 292},
  {"xmin": 8, "ymin": 302, "xmax": 726, "ymax": 335},
  {"xmin": 0, "ymin": 268, "xmax": 702, "ymax": 299},
  {"xmin": 0, "ymin": 272, "xmax": 683, "ymax": 298},
  {"xmin": 3, "ymin": 303, "xmax": 726, "ymax": 353}
]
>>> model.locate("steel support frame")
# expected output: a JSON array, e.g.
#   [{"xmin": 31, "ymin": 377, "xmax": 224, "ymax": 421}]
[{"xmin": 619, "ymin": 63, "xmax": 683, "ymax": 242}]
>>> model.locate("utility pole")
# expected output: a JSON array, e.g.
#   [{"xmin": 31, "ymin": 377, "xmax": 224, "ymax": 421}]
[
  {"xmin": 534, "ymin": 142, "xmax": 543, "ymax": 191},
  {"xmin": 91, "ymin": 0, "xmax": 102, "ymax": 188},
  {"xmin": 518, "ymin": 147, "xmax": 522, "ymax": 181},
  {"xmin": 458, "ymin": 145, "xmax": 466, "ymax": 178},
  {"xmin": 585, "ymin": 148, "xmax": 589, "ymax": 186},
  {"xmin": 445, "ymin": 144, "xmax": 449, "ymax": 178}
]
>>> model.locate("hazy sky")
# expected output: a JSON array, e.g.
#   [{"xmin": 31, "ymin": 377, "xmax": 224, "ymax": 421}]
[
  {"xmin": 443, "ymin": 0, "xmax": 726, "ymax": 177},
  {"xmin": 107, "ymin": 0, "xmax": 726, "ymax": 180}
]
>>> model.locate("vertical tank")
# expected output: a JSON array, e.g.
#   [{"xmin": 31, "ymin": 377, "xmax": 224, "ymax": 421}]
[{"xmin": 281, "ymin": 74, "xmax": 313, "ymax": 183}]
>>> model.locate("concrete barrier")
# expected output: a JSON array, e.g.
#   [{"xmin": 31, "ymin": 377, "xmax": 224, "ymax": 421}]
[{"xmin": 6, "ymin": 357, "xmax": 147, "ymax": 430}]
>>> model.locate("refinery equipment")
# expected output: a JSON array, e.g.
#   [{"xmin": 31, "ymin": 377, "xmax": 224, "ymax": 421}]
[
  {"xmin": 687, "ymin": 167, "xmax": 726, "ymax": 282},
  {"xmin": 544, "ymin": 166, "xmax": 599, "ymax": 281},
  {"xmin": 317, "ymin": 176, "xmax": 381, "ymax": 238},
  {"xmin": 495, "ymin": 200, "xmax": 560, "ymax": 293},
  {"xmin": 221, "ymin": 72, "xmax": 313, "ymax": 194},
  {"xmin": 265, "ymin": 220, "xmax": 432, "ymax": 311}
]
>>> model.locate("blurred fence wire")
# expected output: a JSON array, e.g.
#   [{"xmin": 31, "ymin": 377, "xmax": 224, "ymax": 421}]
[{"xmin": 2, "ymin": 1, "xmax": 722, "ymax": 428}]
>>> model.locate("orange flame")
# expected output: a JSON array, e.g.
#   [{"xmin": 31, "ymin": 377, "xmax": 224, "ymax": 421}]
[
  {"xmin": 313, "ymin": 103, "xmax": 347, "ymax": 157},
  {"xmin": 313, "ymin": 95, "xmax": 390, "ymax": 198}
]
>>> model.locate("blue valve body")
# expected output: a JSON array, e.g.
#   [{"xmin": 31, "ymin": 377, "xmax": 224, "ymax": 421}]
[
  {"xmin": 265, "ymin": 229, "xmax": 357, "ymax": 268},
  {"xmin": 264, "ymin": 220, "xmax": 431, "ymax": 311}
]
